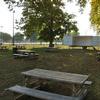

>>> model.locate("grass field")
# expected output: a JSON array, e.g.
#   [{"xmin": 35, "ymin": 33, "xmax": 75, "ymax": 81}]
[{"xmin": 0, "ymin": 45, "xmax": 100, "ymax": 100}]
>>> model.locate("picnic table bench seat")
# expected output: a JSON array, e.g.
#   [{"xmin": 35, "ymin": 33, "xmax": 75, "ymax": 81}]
[
  {"xmin": 13, "ymin": 54, "xmax": 28, "ymax": 57},
  {"xmin": 13, "ymin": 53, "xmax": 39, "ymax": 59},
  {"xmin": 6, "ymin": 85, "xmax": 87, "ymax": 100}
]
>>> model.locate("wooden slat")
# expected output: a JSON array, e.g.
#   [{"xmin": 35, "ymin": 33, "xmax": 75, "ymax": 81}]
[
  {"xmin": 7, "ymin": 85, "xmax": 77, "ymax": 100},
  {"xmin": 13, "ymin": 54, "xmax": 28, "ymax": 57},
  {"xmin": 84, "ymin": 81, "xmax": 92, "ymax": 85},
  {"xmin": 17, "ymin": 50, "xmax": 36, "ymax": 54},
  {"xmin": 77, "ymin": 89, "xmax": 88, "ymax": 100},
  {"xmin": 22, "ymin": 68, "xmax": 89, "ymax": 84}
]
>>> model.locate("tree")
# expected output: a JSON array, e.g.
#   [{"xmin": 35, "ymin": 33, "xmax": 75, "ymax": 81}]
[
  {"xmin": 4, "ymin": 0, "xmax": 100, "ymax": 34},
  {"xmin": 75, "ymin": 0, "xmax": 100, "ymax": 33},
  {"xmin": 29, "ymin": 32, "xmax": 38, "ymax": 42},
  {"xmin": 90, "ymin": 0, "xmax": 100, "ymax": 33},
  {"xmin": 14, "ymin": 32, "xmax": 24, "ymax": 42},
  {"xmin": 0, "ymin": 32, "xmax": 12, "ymax": 42},
  {"xmin": 69, "ymin": 0, "xmax": 100, "ymax": 33},
  {"xmin": 20, "ymin": 0, "xmax": 79, "ymax": 47},
  {"xmin": 78, "ymin": 0, "xmax": 100, "ymax": 33},
  {"xmin": 4, "ymin": 0, "xmax": 79, "ymax": 47}
]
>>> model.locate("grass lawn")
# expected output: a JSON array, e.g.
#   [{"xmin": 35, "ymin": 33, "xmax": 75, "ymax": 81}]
[{"xmin": 0, "ymin": 45, "xmax": 100, "ymax": 100}]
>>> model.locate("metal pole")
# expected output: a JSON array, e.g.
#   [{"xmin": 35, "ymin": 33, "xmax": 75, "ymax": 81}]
[
  {"xmin": 0, "ymin": 26, "xmax": 3, "ymax": 44},
  {"xmin": 12, "ymin": 10, "xmax": 15, "ymax": 45}
]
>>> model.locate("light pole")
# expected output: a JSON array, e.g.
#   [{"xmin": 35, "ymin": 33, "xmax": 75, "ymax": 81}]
[
  {"xmin": 0, "ymin": 26, "xmax": 3, "ymax": 44},
  {"xmin": 12, "ymin": 10, "xmax": 15, "ymax": 45}
]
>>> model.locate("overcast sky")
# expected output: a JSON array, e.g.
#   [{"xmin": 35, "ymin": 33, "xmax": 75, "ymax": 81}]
[
  {"xmin": 0, "ymin": 0, "xmax": 97, "ymax": 36},
  {"xmin": 0, "ymin": 0, "xmax": 22, "ymax": 35}
]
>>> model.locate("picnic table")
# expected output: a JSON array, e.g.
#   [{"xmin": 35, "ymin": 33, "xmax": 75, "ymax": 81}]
[
  {"xmin": 13, "ymin": 50, "xmax": 39, "ymax": 59},
  {"xmin": 22, "ymin": 68, "xmax": 89, "ymax": 84},
  {"xmin": 6, "ymin": 68, "xmax": 92, "ymax": 100},
  {"xmin": 22, "ymin": 68, "xmax": 89, "ymax": 96},
  {"xmin": 17, "ymin": 50, "xmax": 36, "ymax": 54}
]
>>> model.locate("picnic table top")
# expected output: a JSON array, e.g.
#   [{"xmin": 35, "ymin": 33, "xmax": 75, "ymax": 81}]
[
  {"xmin": 18, "ymin": 50, "xmax": 36, "ymax": 53},
  {"xmin": 22, "ymin": 68, "xmax": 89, "ymax": 85}
]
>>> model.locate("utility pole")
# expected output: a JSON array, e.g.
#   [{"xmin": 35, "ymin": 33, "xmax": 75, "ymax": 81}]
[
  {"xmin": 0, "ymin": 26, "xmax": 3, "ymax": 44},
  {"xmin": 12, "ymin": 10, "xmax": 15, "ymax": 45}
]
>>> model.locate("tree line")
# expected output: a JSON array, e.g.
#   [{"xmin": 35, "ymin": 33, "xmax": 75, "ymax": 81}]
[{"xmin": 0, "ymin": 32, "xmax": 27, "ymax": 43}]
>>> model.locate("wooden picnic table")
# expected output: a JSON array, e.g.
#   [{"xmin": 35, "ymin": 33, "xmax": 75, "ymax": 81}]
[
  {"xmin": 22, "ymin": 68, "xmax": 89, "ymax": 95},
  {"xmin": 6, "ymin": 68, "xmax": 91, "ymax": 100},
  {"xmin": 22, "ymin": 68, "xmax": 89, "ymax": 84},
  {"xmin": 17, "ymin": 50, "xmax": 36, "ymax": 54}
]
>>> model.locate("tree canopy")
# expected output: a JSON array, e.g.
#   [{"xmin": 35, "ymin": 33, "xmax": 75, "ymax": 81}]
[
  {"xmin": 90, "ymin": 0, "xmax": 100, "ymax": 33},
  {"xmin": 0, "ymin": 32, "xmax": 12, "ymax": 42},
  {"xmin": 14, "ymin": 32, "xmax": 24, "ymax": 42},
  {"xmin": 70, "ymin": 0, "xmax": 100, "ymax": 33},
  {"xmin": 4, "ymin": 0, "xmax": 79, "ymax": 47},
  {"xmin": 77, "ymin": 0, "xmax": 100, "ymax": 33},
  {"xmin": 12, "ymin": 0, "xmax": 100, "ymax": 33}
]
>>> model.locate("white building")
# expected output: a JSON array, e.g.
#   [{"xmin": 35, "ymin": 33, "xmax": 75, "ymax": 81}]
[{"xmin": 62, "ymin": 35, "xmax": 100, "ymax": 46}]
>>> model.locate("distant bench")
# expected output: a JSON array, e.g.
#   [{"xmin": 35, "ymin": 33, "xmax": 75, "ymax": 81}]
[
  {"xmin": 6, "ymin": 85, "xmax": 88, "ymax": 100},
  {"xmin": 13, "ymin": 54, "xmax": 29, "ymax": 58},
  {"xmin": 13, "ymin": 53, "xmax": 39, "ymax": 59}
]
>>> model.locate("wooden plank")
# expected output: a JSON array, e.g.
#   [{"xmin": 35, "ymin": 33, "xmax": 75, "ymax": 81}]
[
  {"xmin": 17, "ymin": 50, "xmax": 36, "ymax": 53},
  {"xmin": 13, "ymin": 54, "xmax": 28, "ymax": 57},
  {"xmin": 22, "ymin": 68, "xmax": 89, "ymax": 84},
  {"xmin": 84, "ymin": 81, "xmax": 92, "ymax": 85},
  {"xmin": 76, "ymin": 89, "xmax": 88, "ymax": 100},
  {"xmin": 7, "ymin": 85, "xmax": 77, "ymax": 100}
]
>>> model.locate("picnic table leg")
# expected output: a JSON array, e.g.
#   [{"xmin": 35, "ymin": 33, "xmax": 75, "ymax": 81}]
[
  {"xmin": 24, "ymin": 76, "xmax": 42, "ymax": 88},
  {"xmin": 13, "ymin": 93, "xmax": 16, "ymax": 100},
  {"xmin": 12, "ymin": 92, "xmax": 27, "ymax": 100},
  {"xmin": 72, "ymin": 84, "xmax": 76, "ymax": 96},
  {"xmin": 24, "ymin": 76, "xmax": 30, "ymax": 86},
  {"xmin": 72, "ymin": 84, "xmax": 81, "ymax": 96},
  {"xmin": 13, "ymin": 92, "xmax": 20, "ymax": 100}
]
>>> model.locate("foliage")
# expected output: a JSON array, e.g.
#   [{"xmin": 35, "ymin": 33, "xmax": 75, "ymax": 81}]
[
  {"xmin": 68, "ymin": 0, "xmax": 100, "ymax": 33},
  {"xmin": 76, "ymin": 0, "xmax": 100, "ymax": 33},
  {"xmin": 22, "ymin": 0, "xmax": 78, "ymax": 47},
  {"xmin": 90, "ymin": 0, "xmax": 100, "ymax": 33},
  {"xmin": 29, "ymin": 32, "xmax": 38, "ymax": 42},
  {"xmin": 5, "ymin": 0, "xmax": 100, "ymax": 33},
  {"xmin": 14, "ymin": 32, "xmax": 24, "ymax": 42},
  {"xmin": 25, "ymin": 32, "xmax": 38, "ymax": 42},
  {"xmin": 0, "ymin": 32, "xmax": 12, "ymax": 42},
  {"xmin": 4, "ymin": 0, "xmax": 78, "ymax": 47}
]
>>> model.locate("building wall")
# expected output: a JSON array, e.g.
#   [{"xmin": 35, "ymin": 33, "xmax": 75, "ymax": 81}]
[{"xmin": 62, "ymin": 35, "xmax": 100, "ymax": 46}]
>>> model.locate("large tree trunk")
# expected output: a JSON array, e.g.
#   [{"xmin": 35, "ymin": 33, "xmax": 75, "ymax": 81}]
[
  {"xmin": 48, "ymin": 15, "xmax": 54, "ymax": 48},
  {"xmin": 49, "ymin": 39, "xmax": 54, "ymax": 47}
]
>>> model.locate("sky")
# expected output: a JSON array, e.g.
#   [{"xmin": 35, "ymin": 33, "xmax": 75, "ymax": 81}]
[
  {"xmin": 0, "ymin": 0, "xmax": 97, "ymax": 36},
  {"xmin": 0, "ymin": 0, "xmax": 22, "ymax": 36}
]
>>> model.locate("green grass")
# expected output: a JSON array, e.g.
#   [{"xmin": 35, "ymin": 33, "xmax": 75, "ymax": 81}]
[{"xmin": 0, "ymin": 45, "xmax": 100, "ymax": 100}]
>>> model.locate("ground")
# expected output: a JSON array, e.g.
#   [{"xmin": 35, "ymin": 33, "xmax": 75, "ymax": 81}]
[{"xmin": 0, "ymin": 45, "xmax": 100, "ymax": 100}]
